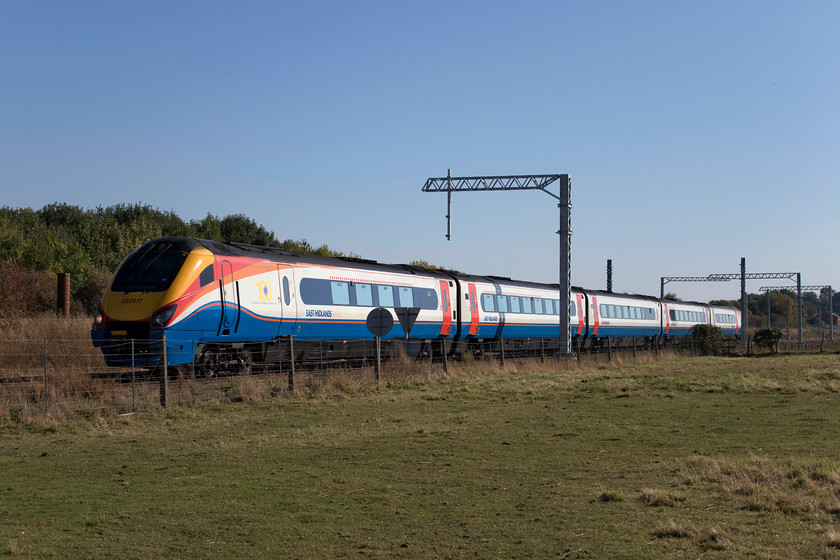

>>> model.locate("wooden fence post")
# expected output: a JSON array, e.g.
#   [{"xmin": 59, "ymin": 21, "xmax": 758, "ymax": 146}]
[{"xmin": 160, "ymin": 334, "xmax": 169, "ymax": 408}]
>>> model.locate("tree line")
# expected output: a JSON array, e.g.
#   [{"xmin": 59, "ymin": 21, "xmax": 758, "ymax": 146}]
[{"xmin": 0, "ymin": 203, "xmax": 347, "ymax": 316}]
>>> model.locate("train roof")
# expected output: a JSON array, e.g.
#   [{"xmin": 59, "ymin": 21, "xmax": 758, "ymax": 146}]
[
  {"xmin": 143, "ymin": 237, "xmax": 739, "ymax": 310},
  {"xmin": 146, "ymin": 236, "xmax": 456, "ymax": 280}
]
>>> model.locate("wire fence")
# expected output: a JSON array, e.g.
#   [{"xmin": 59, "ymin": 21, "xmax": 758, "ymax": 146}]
[{"xmin": 0, "ymin": 334, "xmax": 836, "ymax": 421}]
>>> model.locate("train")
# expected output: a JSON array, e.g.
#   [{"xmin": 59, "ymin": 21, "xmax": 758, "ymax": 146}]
[{"xmin": 91, "ymin": 236, "xmax": 741, "ymax": 374}]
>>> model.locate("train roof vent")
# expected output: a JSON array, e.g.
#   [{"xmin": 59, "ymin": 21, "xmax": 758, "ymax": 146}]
[{"xmin": 486, "ymin": 275, "xmax": 512, "ymax": 281}]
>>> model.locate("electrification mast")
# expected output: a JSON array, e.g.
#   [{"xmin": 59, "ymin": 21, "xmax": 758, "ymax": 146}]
[{"xmin": 422, "ymin": 171, "xmax": 573, "ymax": 356}]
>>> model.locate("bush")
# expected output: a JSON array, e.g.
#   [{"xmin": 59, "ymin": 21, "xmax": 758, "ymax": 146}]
[
  {"xmin": 688, "ymin": 324, "xmax": 728, "ymax": 356},
  {"xmin": 754, "ymin": 327, "xmax": 784, "ymax": 353}
]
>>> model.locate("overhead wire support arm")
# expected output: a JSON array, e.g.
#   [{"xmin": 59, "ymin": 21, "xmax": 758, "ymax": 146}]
[
  {"xmin": 424, "ymin": 171, "xmax": 565, "ymax": 240},
  {"xmin": 422, "ymin": 170, "xmax": 573, "ymax": 357}
]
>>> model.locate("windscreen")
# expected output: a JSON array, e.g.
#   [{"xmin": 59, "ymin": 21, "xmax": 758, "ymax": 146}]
[{"xmin": 111, "ymin": 241, "xmax": 190, "ymax": 293}]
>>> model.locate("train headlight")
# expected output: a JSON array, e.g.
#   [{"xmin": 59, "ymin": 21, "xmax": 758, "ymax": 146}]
[
  {"xmin": 151, "ymin": 304, "xmax": 177, "ymax": 327},
  {"xmin": 93, "ymin": 309, "xmax": 103, "ymax": 327}
]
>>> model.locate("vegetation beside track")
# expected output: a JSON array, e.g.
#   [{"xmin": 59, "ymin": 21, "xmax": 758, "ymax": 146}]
[{"xmin": 3, "ymin": 351, "xmax": 840, "ymax": 558}]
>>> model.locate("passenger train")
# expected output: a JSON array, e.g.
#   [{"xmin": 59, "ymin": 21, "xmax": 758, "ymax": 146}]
[{"xmin": 91, "ymin": 237, "xmax": 741, "ymax": 374}]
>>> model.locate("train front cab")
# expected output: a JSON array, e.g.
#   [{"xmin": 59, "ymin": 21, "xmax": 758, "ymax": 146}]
[{"xmin": 91, "ymin": 238, "xmax": 216, "ymax": 368}]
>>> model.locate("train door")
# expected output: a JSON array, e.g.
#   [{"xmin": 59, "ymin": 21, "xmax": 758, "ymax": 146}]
[
  {"xmin": 467, "ymin": 283, "xmax": 479, "ymax": 336},
  {"xmin": 218, "ymin": 260, "xmax": 239, "ymax": 335},
  {"xmin": 575, "ymin": 293, "xmax": 585, "ymax": 336},
  {"xmin": 276, "ymin": 265, "xmax": 297, "ymax": 336},
  {"xmin": 439, "ymin": 280, "xmax": 452, "ymax": 337}
]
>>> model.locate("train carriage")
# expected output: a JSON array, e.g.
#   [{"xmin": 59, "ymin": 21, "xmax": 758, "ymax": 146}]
[
  {"xmin": 662, "ymin": 300, "xmax": 711, "ymax": 337},
  {"xmin": 709, "ymin": 305, "xmax": 742, "ymax": 336},
  {"xmin": 586, "ymin": 291, "xmax": 663, "ymax": 340}
]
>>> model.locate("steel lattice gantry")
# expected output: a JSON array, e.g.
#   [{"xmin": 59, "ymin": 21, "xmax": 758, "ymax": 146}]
[
  {"xmin": 760, "ymin": 284, "xmax": 834, "ymax": 342},
  {"xmin": 660, "ymin": 259, "xmax": 804, "ymax": 344},
  {"xmin": 422, "ymin": 171, "xmax": 573, "ymax": 356}
]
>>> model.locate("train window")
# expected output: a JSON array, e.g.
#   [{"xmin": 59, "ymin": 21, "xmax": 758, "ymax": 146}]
[
  {"xmin": 556, "ymin": 300, "xmax": 563, "ymax": 315},
  {"xmin": 331, "ymin": 282, "xmax": 350, "ymax": 305},
  {"xmin": 669, "ymin": 309, "xmax": 676, "ymax": 321},
  {"xmin": 413, "ymin": 288, "xmax": 438, "ymax": 310},
  {"xmin": 199, "ymin": 265, "xmax": 214, "ymax": 288},
  {"xmin": 283, "ymin": 277, "xmax": 291, "ymax": 305},
  {"xmin": 497, "ymin": 295, "xmax": 508, "ymax": 313},
  {"xmin": 570, "ymin": 301, "xmax": 577, "ymax": 316},
  {"xmin": 510, "ymin": 297, "xmax": 521, "ymax": 313},
  {"xmin": 300, "ymin": 278, "xmax": 331, "ymax": 305},
  {"xmin": 482, "ymin": 293, "xmax": 495, "ymax": 312},
  {"xmin": 522, "ymin": 297, "xmax": 532, "ymax": 313},
  {"xmin": 398, "ymin": 287, "xmax": 414, "ymax": 307},
  {"xmin": 600, "ymin": 304, "xmax": 608, "ymax": 317},
  {"xmin": 534, "ymin": 298, "xmax": 543, "ymax": 314},
  {"xmin": 471, "ymin": 294, "xmax": 477, "ymax": 314},
  {"xmin": 111, "ymin": 241, "xmax": 189, "ymax": 293},
  {"xmin": 378, "ymin": 285, "xmax": 394, "ymax": 307},
  {"xmin": 544, "ymin": 299, "xmax": 554, "ymax": 315},
  {"xmin": 355, "ymin": 283, "xmax": 373, "ymax": 307}
]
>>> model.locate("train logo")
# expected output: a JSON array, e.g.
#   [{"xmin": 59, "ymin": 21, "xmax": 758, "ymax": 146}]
[{"xmin": 257, "ymin": 280, "xmax": 271, "ymax": 302}]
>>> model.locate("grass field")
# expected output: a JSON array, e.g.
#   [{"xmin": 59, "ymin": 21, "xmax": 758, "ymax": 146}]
[{"xmin": 3, "ymin": 352, "xmax": 840, "ymax": 559}]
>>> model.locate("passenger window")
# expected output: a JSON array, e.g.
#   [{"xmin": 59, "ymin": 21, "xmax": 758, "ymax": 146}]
[
  {"xmin": 331, "ymin": 281, "xmax": 350, "ymax": 305},
  {"xmin": 482, "ymin": 293, "xmax": 495, "ymax": 312},
  {"xmin": 510, "ymin": 297, "xmax": 521, "ymax": 313},
  {"xmin": 544, "ymin": 299, "xmax": 553, "ymax": 315},
  {"xmin": 355, "ymin": 283, "xmax": 372, "ymax": 307},
  {"xmin": 378, "ymin": 285, "xmax": 394, "ymax": 307},
  {"xmin": 398, "ymin": 287, "xmax": 414, "ymax": 307},
  {"xmin": 534, "ymin": 298, "xmax": 543, "ymax": 314},
  {"xmin": 523, "ymin": 297, "xmax": 532, "ymax": 313},
  {"xmin": 497, "ymin": 295, "xmax": 508, "ymax": 313}
]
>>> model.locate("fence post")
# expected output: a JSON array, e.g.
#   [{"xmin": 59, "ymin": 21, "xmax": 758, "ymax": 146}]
[
  {"xmin": 43, "ymin": 337, "xmax": 48, "ymax": 413},
  {"xmin": 288, "ymin": 336, "xmax": 295, "ymax": 392},
  {"xmin": 499, "ymin": 339, "xmax": 505, "ymax": 367},
  {"xmin": 160, "ymin": 334, "xmax": 169, "ymax": 408},
  {"xmin": 131, "ymin": 339, "xmax": 136, "ymax": 412},
  {"xmin": 442, "ymin": 340, "xmax": 448, "ymax": 374},
  {"xmin": 375, "ymin": 336, "xmax": 381, "ymax": 382},
  {"xmin": 191, "ymin": 340, "xmax": 196, "ymax": 404}
]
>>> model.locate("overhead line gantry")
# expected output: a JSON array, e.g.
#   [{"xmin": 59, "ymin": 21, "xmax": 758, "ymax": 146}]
[{"xmin": 423, "ymin": 170, "xmax": 573, "ymax": 356}]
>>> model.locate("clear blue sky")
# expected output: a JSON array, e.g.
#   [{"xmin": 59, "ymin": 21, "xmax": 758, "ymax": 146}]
[{"xmin": 2, "ymin": 1, "xmax": 838, "ymax": 302}]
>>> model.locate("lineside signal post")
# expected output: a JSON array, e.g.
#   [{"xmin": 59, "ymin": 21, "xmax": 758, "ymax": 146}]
[{"xmin": 422, "ymin": 171, "xmax": 573, "ymax": 357}]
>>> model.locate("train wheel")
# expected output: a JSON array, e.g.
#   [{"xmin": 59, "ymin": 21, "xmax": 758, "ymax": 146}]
[{"xmin": 198, "ymin": 350, "xmax": 219, "ymax": 378}]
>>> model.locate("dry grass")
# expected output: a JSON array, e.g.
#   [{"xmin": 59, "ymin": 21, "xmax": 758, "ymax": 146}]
[
  {"xmin": 639, "ymin": 488, "xmax": 686, "ymax": 507},
  {"xmin": 681, "ymin": 454, "xmax": 840, "ymax": 518}
]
